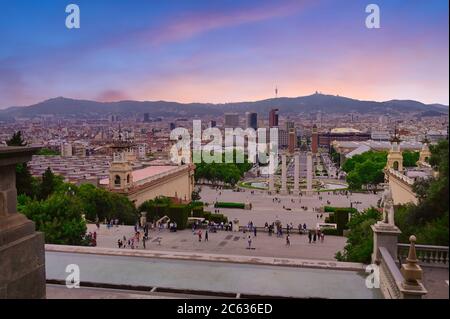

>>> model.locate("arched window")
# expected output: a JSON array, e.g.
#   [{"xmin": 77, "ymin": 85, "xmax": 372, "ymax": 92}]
[
  {"xmin": 114, "ymin": 175, "xmax": 121, "ymax": 186},
  {"xmin": 126, "ymin": 174, "xmax": 130, "ymax": 184},
  {"xmin": 393, "ymin": 161, "xmax": 399, "ymax": 170}
]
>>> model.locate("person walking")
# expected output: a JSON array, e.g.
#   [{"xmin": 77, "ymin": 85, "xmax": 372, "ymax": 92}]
[
  {"xmin": 247, "ymin": 235, "xmax": 252, "ymax": 249},
  {"xmin": 198, "ymin": 230, "xmax": 202, "ymax": 242},
  {"xmin": 205, "ymin": 230, "xmax": 209, "ymax": 242},
  {"xmin": 286, "ymin": 234, "xmax": 290, "ymax": 246},
  {"xmin": 308, "ymin": 231, "xmax": 312, "ymax": 244},
  {"xmin": 253, "ymin": 227, "xmax": 257, "ymax": 237},
  {"xmin": 313, "ymin": 231, "xmax": 317, "ymax": 243}
]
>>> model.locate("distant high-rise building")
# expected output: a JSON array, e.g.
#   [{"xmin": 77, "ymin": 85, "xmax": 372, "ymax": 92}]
[
  {"xmin": 269, "ymin": 109, "xmax": 279, "ymax": 127},
  {"xmin": 278, "ymin": 129, "xmax": 288, "ymax": 148},
  {"xmin": 311, "ymin": 124, "xmax": 319, "ymax": 154},
  {"xmin": 109, "ymin": 114, "xmax": 119, "ymax": 122},
  {"xmin": 224, "ymin": 113, "xmax": 239, "ymax": 128},
  {"xmin": 245, "ymin": 112, "xmax": 258, "ymax": 130},
  {"xmin": 144, "ymin": 113, "xmax": 150, "ymax": 123}
]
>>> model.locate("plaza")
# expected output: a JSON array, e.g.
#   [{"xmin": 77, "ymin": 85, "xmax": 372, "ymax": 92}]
[{"xmin": 88, "ymin": 186, "xmax": 381, "ymax": 261}]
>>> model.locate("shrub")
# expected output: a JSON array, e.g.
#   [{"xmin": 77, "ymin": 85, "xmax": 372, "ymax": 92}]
[
  {"xmin": 191, "ymin": 201, "xmax": 204, "ymax": 207},
  {"xmin": 214, "ymin": 202, "xmax": 245, "ymax": 209},
  {"xmin": 322, "ymin": 228, "xmax": 340, "ymax": 236},
  {"xmin": 208, "ymin": 214, "xmax": 228, "ymax": 224}
]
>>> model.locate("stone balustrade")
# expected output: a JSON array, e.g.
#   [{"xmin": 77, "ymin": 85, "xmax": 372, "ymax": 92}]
[
  {"xmin": 388, "ymin": 168, "xmax": 415, "ymax": 185},
  {"xmin": 398, "ymin": 243, "xmax": 449, "ymax": 267},
  {"xmin": 379, "ymin": 247, "xmax": 403, "ymax": 299}
]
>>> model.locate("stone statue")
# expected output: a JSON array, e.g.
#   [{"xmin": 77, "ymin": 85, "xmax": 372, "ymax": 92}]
[{"xmin": 380, "ymin": 184, "xmax": 395, "ymax": 226}]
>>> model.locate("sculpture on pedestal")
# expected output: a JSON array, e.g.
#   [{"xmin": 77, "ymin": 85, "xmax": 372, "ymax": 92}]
[{"xmin": 380, "ymin": 184, "xmax": 395, "ymax": 226}]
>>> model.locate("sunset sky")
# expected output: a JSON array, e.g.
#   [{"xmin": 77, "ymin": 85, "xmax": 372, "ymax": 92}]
[{"xmin": 0, "ymin": 0, "xmax": 448, "ymax": 108}]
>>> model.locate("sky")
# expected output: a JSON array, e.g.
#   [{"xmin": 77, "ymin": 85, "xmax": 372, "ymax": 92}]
[{"xmin": 0, "ymin": 0, "xmax": 448, "ymax": 108}]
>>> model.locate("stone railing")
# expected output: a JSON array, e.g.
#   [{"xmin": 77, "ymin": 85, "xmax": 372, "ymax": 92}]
[
  {"xmin": 133, "ymin": 165, "xmax": 187, "ymax": 187},
  {"xmin": 398, "ymin": 243, "xmax": 449, "ymax": 267},
  {"xmin": 379, "ymin": 247, "xmax": 403, "ymax": 299},
  {"xmin": 388, "ymin": 168, "xmax": 415, "ymax": 185}
]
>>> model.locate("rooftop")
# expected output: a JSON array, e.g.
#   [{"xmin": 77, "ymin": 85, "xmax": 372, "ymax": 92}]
[{"xmin": 99, "ymin": 165, "xmax": 180, "ymax": 185}]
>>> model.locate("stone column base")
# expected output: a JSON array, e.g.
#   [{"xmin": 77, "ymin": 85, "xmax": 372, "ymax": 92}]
[
  {"xmin": 371, "ymin": 223, "xmax": 401, "ymax": 264},
  {"xmin": 0, "ymin": 214, "xmax": 46, "ymax": 299}
]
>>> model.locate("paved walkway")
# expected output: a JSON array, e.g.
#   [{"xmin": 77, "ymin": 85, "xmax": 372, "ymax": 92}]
[
  {"xmin": 88, "ymin": 224, "xmax": 347, "ymax": 261},
  {"xmin": 200, "ymin": 186, "xmax": 380, "ymax": 228},
  {"xmin": 422, "ymin": 266, "xmax": 449, "ymax": 299}
]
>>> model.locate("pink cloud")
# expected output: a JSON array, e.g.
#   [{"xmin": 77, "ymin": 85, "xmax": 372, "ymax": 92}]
[{"xmin": 96, "ymin": 90, "xmax": 129, "ymax": 102}]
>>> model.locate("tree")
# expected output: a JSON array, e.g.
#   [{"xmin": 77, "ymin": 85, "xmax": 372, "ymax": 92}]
[
  {"xmin": 335, "ymin": 208, "xmax": 381, "ymax": 263},
  {"xmin": 6, "ymin": 131, "xmax": 37, "ymax": 197},
  {"xmin": 343, "ymin": 152, "xmax": 386, "ymax": 189},
  {"xmin": 191, "ymin": 189, "xmax": 201, "ymax": 201},
  {"xmin": 20, "ymin": 193, "xmax": 87, "ymax": 245},
  {"xmin": 395, "ymin": 140, "xmax": 448, "ymax": 245},
  {"xmin": 402, "ymin": 151, "xmax": 419, "ymax": 167},
  {"xmin": 77, "ymin": 183, "xmax": 137, "ymax": 224},
  {"xmin": 38, "ymin": 167, "xmax": 63, "ymax": 200},
  {"xmin": 6, "ymin": 131, "xmax": 26, "ymax": 146}
]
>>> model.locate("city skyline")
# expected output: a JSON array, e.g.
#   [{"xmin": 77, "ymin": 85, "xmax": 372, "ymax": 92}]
[{"xmin": 0, "ymin": 0, "xmax": 448, "ymax": 109}]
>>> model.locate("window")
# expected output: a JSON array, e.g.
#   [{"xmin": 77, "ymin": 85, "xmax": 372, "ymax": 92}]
[{"xmin": 114, "ymin": 175, "xmax": 121, "ymax": 186}]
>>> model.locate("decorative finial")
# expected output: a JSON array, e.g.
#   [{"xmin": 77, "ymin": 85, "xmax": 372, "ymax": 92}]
[
  {"xmin": 407, "ymin": 235, "xmax": 418, "ymax": 264},
  {"xmin": 401, "ymin": 234, "xmax": 423, "ymax": 286},
  {"xmin": 390, "ymin": 123, "xmax": 401, "ymax": 143}
]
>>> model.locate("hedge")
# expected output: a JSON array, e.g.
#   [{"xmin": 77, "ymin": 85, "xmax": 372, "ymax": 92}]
[
  {"xmin": 214, "ymin": 202, "xmax": 245, "ymax": 209},
  {"xmin": 192, "ymin": 206, "xmax": 204, "ymax": 217},
  {"xmin": 322, "ymin": 228, "xmax": 340, "ymax": 236},
  {"xmin": 323, "ymin": 206, "xmax": 356, "ymax": 235},
  {"xmin": 324, "ymin": 206, "xmax": 357, "ymax": 214},
  {"xmin": 191, "ymin": 201, "xmax": 204, "ymax": 207},
  {"xmin": 166, "ymin": 205, "xmax": 190, "ymax": 230},
  {"xmin": 138, "ymin": 201, "xmax": 189, "ymax": 230},
  {"xmin": 194, "ymin": 210, "xmax": 228, "ymax": 224}
]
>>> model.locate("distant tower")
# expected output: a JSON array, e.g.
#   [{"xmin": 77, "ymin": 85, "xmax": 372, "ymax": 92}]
[
  {"xmin": 386, "ymin": 128, "xmax": 403, "ymax": 172},
  {"xmin": 109, "ymin": 153, "xmax": 133, "ymax": 191},
  {"xmin": 269, "ymin": 109, "xmax": 279, "ymax": 128},
  {"xmin": 417, "ymin": 135, "xmax": 431, "ymax": 166},
  {"xmin": 288, "ymin": 130, "xmax": 296, "ymax": 154}
]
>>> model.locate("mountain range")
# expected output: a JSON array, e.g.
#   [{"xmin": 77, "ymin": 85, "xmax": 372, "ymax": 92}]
[{"xmin": 0, "ymin": 93, "xmax": 447, "ymax": 122}]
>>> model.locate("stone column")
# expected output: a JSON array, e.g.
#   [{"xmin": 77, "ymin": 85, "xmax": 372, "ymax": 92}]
[
  {"xmin": 268, "ymin": 158, "xmax": 275, "ymax": 193},
  {"xmin": 293, "ymin": 154, "xmax": 300, "ymax": 193},
  {"xmin": 280, "ymin": 155, "xmax": 287, "ymax": 194},
  {"xmin": 306, "ymin": 152, "xmax": 313, "ymax": 195},
  {"xmin": 0, "ymin": 147, "xmax": 46, "ymax": 299}
]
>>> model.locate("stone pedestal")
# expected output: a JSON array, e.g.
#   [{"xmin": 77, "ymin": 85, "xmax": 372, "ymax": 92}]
[
  {"xmin": 371, "ymin": 222, "xmax": 401, "ymax": 264},
  {"xmin": 0, "ymin": 147, "xmax": 46, "ymax": 299}
]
